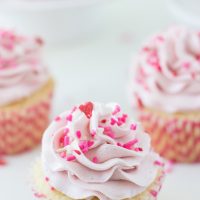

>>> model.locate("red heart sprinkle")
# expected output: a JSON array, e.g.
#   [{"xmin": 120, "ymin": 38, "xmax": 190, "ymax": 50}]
[{"xmin": 79, "ymin": 102, "xmax": 94, "ymax": 118}]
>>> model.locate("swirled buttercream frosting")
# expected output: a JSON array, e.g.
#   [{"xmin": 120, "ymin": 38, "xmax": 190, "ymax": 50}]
[
  {"xmin": 130, "ymin": 26, "xmax": 200, "ymax": 113},
  {"xmin": 0, "ymin": 29, "xmax": 49, "ymax": 106},
  {"xmin": 42, "ymin": 102, "xmax": 161, "ymax": 200}
]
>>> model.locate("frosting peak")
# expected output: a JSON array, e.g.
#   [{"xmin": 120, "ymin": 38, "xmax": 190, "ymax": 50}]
[
  {"xmin": 42, "ymin": 102, "xmax": 160, "ymax": 200},
  {"xmin": 0, "ymin": 29, "xmax": 49, "ymax": 106},
  {"xmin": 130, "ymin": 26, "xmax": 200, "ymax": 113}
]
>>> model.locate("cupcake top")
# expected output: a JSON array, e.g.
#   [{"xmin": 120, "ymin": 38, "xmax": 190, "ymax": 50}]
[
  {"xmin": 130, "ymin": 26, "xmax": 200, "ymax": 113},
  {"xmin": 42, "ymin": 102, "xmax": 162, "ymax": 200},
  {"xmin": 0, "ymin": 29, "xmax": 49, "ymax": 106}
]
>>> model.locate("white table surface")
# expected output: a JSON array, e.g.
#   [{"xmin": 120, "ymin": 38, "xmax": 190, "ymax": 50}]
[{"xmin": 0, "ymin": 0, "xmax": 200, "ymax": 200}]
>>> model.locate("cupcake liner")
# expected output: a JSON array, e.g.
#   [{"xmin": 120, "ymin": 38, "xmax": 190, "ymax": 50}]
[
  {"xmin": 0, "ymin": 78, "xmax": 54, "ymax": 155},
  {"xmin": 138, "ymin": 107, "xmax": 200, "ymax": 163},
  {"xmin": 32, "ymin": 160, "xmax": 165, "ymax": 200}
]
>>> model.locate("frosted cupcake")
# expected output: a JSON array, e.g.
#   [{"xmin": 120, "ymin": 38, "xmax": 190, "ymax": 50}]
[
  {"xmin": 0, "ymin": 29, "xmax": 54, "ymax": 154},
  {"xmin": 32, "ymin": 102, "xmax": 165, "ymax": 200},
  {"xmin": 129, "ymin": 26, "xmax": 200, "ymax": 162}
]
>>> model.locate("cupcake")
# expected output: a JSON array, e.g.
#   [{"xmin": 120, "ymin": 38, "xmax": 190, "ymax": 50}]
[
  {"xmin": 32, "ymin": 102, "xmax": 165, "ymax": 200},
  {"xmin": 0, "ymin": 29, "xmax": 54, "ymax": 154},
  {"xmin": 129, "ymin": 26, "xmax": 200, "ymax": 162}
]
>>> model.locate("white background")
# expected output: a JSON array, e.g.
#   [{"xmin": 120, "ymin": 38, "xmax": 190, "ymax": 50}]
[{"xmin": 0, "ymin": 0, "xmax": 200, "ymax": 200}]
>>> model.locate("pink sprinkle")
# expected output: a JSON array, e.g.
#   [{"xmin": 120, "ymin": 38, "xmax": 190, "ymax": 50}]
[
  {"xmin": 66, "ymin": 114, "xmax": 72, "ymax": 121},
  {"xmin": 147, "ymin": 51, "xmax": 162, "ymax": 72},
  {"xmin": 79, "ymin": 141, "xmax": 88, "ymax": 149},
  {"xmin": 101, "ymin": 119, "xmax": 107, "ymax": 123},
  {"xmin": 64, "ymin": 136, "xmax": 70, "ymax": 146},
  {"xmin": 110, "ymin": 118, "xmax": 117, "ymax": 125},
  {"xmin": 34, "ymin": 193, "xmax": 46, "ymax": 198},
  {"xmin": 139, "ymin": 67, "xmax": 148, "ymax": 78},
  {"xmin": 147, "ymin": 55, "xmax": 162, "ymax": 72},
  {"xmin": 76, "ymin": 130, "xmax": 82, "ymax": 139},
  {"xmin": 79, "ymin": 141, "xmax": 89, "ymax": 153},
  {"xmin": 154, "ymin": 160, "xmax": 165, "ymax": 167},
  {"xmin": 87, "ymin": 140, "xmax": 94, "ymax": 147},
  {"xmin": 66, "ymin": 155, "xmax": 76, "ymax": 161},
  {"xmin": 79, "ymin": 140, "xmax": 94, "ymax": 152},
  {"xmin": 54, "ymin": 116, "xmax": 61, "ymax": 122},
  {"xmin": 156, "ymin": 35, "xmax": 164, "ymax": 42},
  {"xmin": 123, "ymin": 114, "xmax": 128, "ymax": 118},
  {"xmin": 79, "ymin": 142, "xmax": 85, "ymax": 150},
  {"xmin": 117, "ymin": 142, "xmax": 122, "ymax": 146},
  {"xmin": 130, "ymin": 123, "xmax": 137, "ymax": 131},
  {"xmin": 51, "ymin": 187, "xmax": 55, "ymax": 191},
  {"xmin": 91, "ymin": 130, "xmax": 96, "ymax": 138},
  {"xmin": 74, "ymin": 150, "xmax": 81, "ymax": 155},
  {"xmin": 63, "ymin": 128, "xmax": 69, "ymax": 134},
  {"xmin": 182, "ymin": 62, "xmax": 191, "ymax": 69},
  {"xmin": 120, "ymin": 118, "xmax": 126, "ymax": 123},
  {"xmin": 196, "ymin": 55, "xmax": 200, "ymax": 62},
  {"xmin": 60, "ymin": 151, "xmax": 66, "ymax": 158},
  {"xmin": 136, "ymin": 95, "xmax": 143, "ymax": 108},
  {"xmin": 117, "ymin": 117, "xmax": 122, "ymax": 122},
  {"xmin": 112, "ymin": 105, "xmax": 121, "ymax": 115},
  {"xmin": 59, "ymin": 136, "xmax": 64, "ymax": 144},
  {"xmin": 35, "ymin": 37, "xmax": 44, "ymax": 46},
  {"xmin": 82, "ymin": 148, "xmax": 89, "ymax": 153},
  {"xmin": 117, "ymin": 120, "xmax": 123, "ymax": 126},
  {"xmin": 142, "ymin": 47, "xmax": 150, "ymax": 52},
  {"xmin": 45, "ymin": 177, "xmax": 49, "ymax": 182},
  {"xmin": 104, "ymin": 126, "xmax": 112, "ymax": 132},
  {"xmin": 123, "ymin": 139, "xmax": 138, "ymax": 149},
  {"xmin": 191, "ymin": 72, "xmax": 196, "ymax": 79},
  {"xmin": 120, "ymin": 114, "xmax": 127, "ymax": 123},
  {"xmin": 150, "ymin": 190, "xmax": 158, "ymax": 197},
  {"xmin": 71, "ymin": 106, "xmax": 77, "ymax": 113},
  {"xmin": 92, "ymin": 156, "xmax": 99, "ymax": 163},
  {"xmin": 134, "ymin": 147, "xmax": 143, "ymax": 152},
  {"xmin": 171, "ymin": 69, "xmax": 178, "ymax": 77}
]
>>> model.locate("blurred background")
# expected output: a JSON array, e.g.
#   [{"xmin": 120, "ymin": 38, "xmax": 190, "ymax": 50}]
[
  {"xmin": 0, "ymin": 0, "xmax": 200, "ymax": 200},
  {"xmin": 0, "ymin": 0, "xmax": 178, "ymax": 113},
  {"xmin": 0, "ymin": 0, "xmax": 172, "ymax": 45}
]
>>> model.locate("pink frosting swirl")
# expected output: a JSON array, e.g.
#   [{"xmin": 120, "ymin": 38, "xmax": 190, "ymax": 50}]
[
  {"xmin": 130, "ymin": 27, "xmax": 200, "ymax": 112},
  {"xmin": 0, "ymin": 29, "xmax": 49, "ymax": 106},
  {"xmin": 42, "ymin": 102, "xmax": 160, "ymax": 200}
]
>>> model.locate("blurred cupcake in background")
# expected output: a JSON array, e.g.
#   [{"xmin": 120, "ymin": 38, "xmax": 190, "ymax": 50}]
[
  {"xmin": 0, "ymin": 29, "xmax": 54, "ymax": 154},
  {"xmin": 129, "ymin": 26, "xmax": 200, "ymax": 163},
  {"xmin": 32, "ymin": 102, "xmax": 165, "ymax": 200}
]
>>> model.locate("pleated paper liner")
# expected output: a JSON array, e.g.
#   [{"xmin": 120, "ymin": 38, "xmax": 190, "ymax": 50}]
[
  {"xmin": 138, "ymin": 107, "xmax": 200, "ymax": 163},
  {"xmin": 32, "ymin": 160, "xmax": 165, "ymax": 200},
  {"xmin": 0, "ymin": 78, "xmax": 54, "ymax": 154}
]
